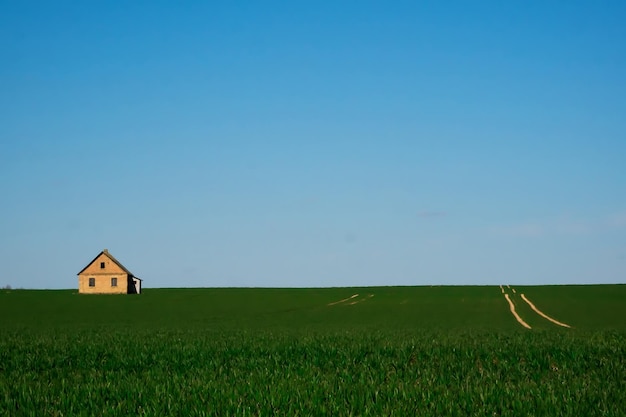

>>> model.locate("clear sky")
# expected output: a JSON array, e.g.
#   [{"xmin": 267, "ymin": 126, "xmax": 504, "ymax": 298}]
[{"xmin": 1, "ymin": 1, "xmax": 625, "ymax": 289}]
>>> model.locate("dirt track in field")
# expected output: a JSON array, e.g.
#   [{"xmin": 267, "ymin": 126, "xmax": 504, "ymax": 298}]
[
  {"xmin": 521, "ymin": 294, "xmax": 572, "ymax": 328},
  {"xmin": 503, "ymin": 293, "xmax": 532, "ymax": 329},
  {"xmin": 501, "ymin": 286, "xmax": 572, "ymax": 330},
  {"xmin": 348, "ymin": 294, "xmax": 374, "ymax": 305},
  {"xmin": 328, "ymin": 294, "xmax": 375, "ymax": 306},
  {"xmin": 328, "ymin": 294, "xmax": 359, "ymax": 306}
]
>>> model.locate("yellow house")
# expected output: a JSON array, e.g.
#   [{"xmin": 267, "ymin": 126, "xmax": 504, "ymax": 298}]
[{"xmin": 77, "ymin": 249, "xmax": 142, "ymax": 294}]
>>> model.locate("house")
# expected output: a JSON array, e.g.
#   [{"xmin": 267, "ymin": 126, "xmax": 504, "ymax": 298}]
[{"xmin": 77, "ymin": 249, "xmax": 142, "ymax": 294}]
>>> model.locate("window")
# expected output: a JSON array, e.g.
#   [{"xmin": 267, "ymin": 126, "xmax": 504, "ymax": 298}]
[
  {"xmin": 89, "ymin": 277, "xmax": 95, "ymax": 287},
  {"xmin": 111, "ymin": 277, "xmax": 117, "ymax": 287},
  {"xmin": 100, "ymin": 262, "xmax": 105, "ymax": 269}
]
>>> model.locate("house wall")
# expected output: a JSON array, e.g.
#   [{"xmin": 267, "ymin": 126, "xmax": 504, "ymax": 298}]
[
  {"xmin": 79, "ymin": 274, "xmax": 129, "ymax": 294},
  {"xmin": 78, "ymin": 253, "xmax": 129, "ymax": 294}
]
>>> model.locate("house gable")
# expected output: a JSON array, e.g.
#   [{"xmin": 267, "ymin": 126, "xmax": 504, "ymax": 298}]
[{"xmin": 78, "ymin": 249, "xmax": 133, "ymax": 277}]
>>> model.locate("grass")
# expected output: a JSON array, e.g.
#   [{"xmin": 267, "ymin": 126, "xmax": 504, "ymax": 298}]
[{"xmin": 1, "ymin": 285, "xmax": 625, "ymax": 416}]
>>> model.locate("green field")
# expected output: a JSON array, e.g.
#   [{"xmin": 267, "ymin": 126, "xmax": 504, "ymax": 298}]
[{"xmin": 1, "ymin": 285, "xmax": 625, "ymax": 416}]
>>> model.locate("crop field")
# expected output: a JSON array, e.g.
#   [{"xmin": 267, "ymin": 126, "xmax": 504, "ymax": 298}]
[{"xmin": 1, "ymin": 285, "xmax": 625, "ymax": 416}]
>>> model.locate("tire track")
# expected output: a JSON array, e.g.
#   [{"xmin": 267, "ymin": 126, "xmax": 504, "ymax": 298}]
[
  {"xmin": 348, "ymin": 294, "xmax": 374, "ymax": 305},
  {"xmin": 521, "ymin": 294, "xmax": 572, "ymax": 328},
  {"xmin": 503, "ymin": 293, "xmax": 532, "ymax": 329},
  {"xmin": 328, "ymin": 294, "xmax": 358, "ymax": 306}
]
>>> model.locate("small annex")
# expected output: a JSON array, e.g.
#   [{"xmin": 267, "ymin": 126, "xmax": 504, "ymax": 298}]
[{"xmin": 77, "ymin": 249, "xmax": 142, "ymax": 294}]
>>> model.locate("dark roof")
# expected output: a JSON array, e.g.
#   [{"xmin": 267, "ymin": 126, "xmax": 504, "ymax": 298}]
[{"xmin": 77, "ymin": 249, "xmax": 134, "ymax": 276}]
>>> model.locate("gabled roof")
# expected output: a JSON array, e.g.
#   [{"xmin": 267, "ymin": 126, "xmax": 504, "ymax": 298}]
[{"xmin": 77, "ymin": 249, "xmax": 134, "ymax": 276}]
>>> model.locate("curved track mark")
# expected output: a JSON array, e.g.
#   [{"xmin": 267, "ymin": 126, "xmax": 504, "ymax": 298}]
[
  {"xmin": 328, "ymin": 294, "xmax": 359, "ymax": 306},
  {"xmin": 348, "ymin": 294, "xmax": 374, "ymax": 305},
  {"xmin": 504, "ymin": 294, "xmax": 532, "ymax": 329},
  {"xmin": 521, "ymin": 294, "xmax": 571, "ymax": 328}
]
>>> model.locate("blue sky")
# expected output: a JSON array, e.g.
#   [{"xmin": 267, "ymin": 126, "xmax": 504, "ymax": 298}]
[{"xmin": 1, "ymin": 1, "xmax": 625, "ymax": 289}]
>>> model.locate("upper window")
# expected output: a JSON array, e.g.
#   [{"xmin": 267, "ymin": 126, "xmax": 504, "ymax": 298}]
[
  {"xmin": 100, "ymin": 262, "xmax": 105, "ymax": 269},
  {"xmin": 111, "ymin": 277, "xmax": 117, "ymax": 287},
  {"xmin": 89, "ymin": 277, "xmax": 95, "ymax": 287}
]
